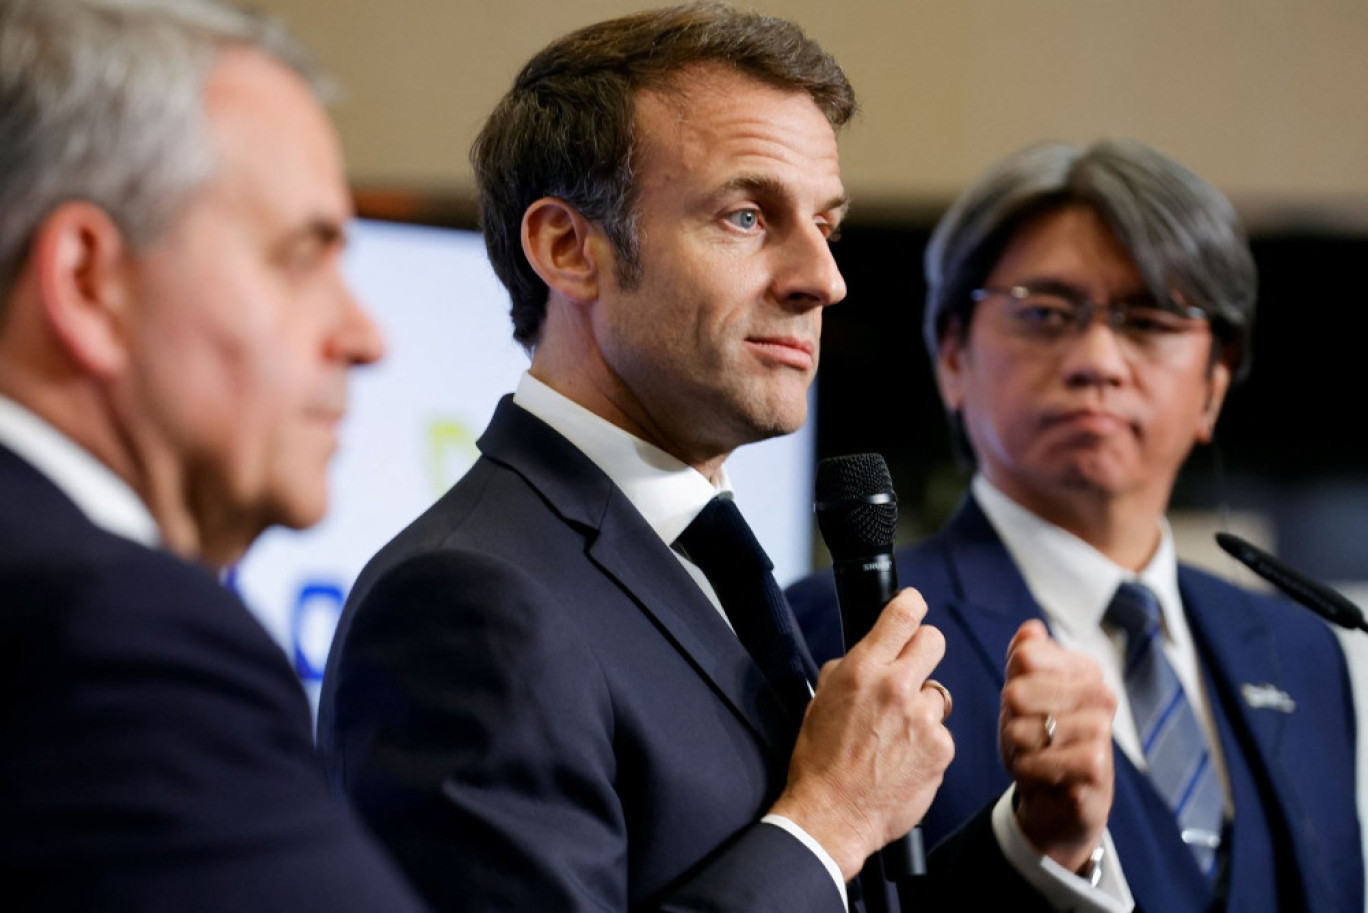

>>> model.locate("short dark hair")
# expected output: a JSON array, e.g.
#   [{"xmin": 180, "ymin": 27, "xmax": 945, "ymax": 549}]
[
  {"xmin": 471, "ymin": 1, "xmax": 855, "ymax": 349},
  {"xmin": 924, "ymin": 138, "xmax": 1257, "ymax": 380}
]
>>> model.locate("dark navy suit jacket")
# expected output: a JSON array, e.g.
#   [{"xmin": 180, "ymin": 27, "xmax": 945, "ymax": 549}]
[
  {"xmin": 318, "ymin": 398, "xmax": 1049, "ymax": 912},
  {"xmin": 788, "ymin": 495, "xmax": 1364, "ymax": 913},
  {"xmin": 0, "ymin": 444, "xmax": 427, "ymax": 910}
]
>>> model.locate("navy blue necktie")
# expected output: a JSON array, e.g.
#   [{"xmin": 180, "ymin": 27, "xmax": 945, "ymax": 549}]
[
  {"xmin": 676, "ymin": 497, "xmax": 818, "ymax": 722},
  {"xmin": 1106, "ymin": 581, "xmax": 1225, "ymax": 876}
]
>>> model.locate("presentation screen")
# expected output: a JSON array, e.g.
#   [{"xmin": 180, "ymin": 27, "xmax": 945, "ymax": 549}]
[{"xmin": 229, "ymin": 219, "xmax": 816, "ymax": 710}]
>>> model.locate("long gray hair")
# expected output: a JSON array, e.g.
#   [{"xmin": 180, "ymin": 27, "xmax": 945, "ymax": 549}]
[{"xmin": 923, "ymin": 138, "xmax": 1257, "ymax": 379}]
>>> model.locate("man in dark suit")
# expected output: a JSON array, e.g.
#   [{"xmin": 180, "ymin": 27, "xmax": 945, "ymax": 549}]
[
  {"xmin": 318, "ymin": 6, "xmax": 1126, "ymax": 912},
  {"xmin": 788, "ymin": 139, "xmax": 1364, "ymax": 912},
  {"xmin": 0, "ymin": 1, "xmax": 427, "ymax": 908}
]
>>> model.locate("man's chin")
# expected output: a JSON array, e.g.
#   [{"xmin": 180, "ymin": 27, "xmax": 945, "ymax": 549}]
[
  {"xmin": 748, "ymin": 387, "xmax": 810, "ymax": 436},
  {"xmin": 737, "ymin": 406, "xmax": 808, "ymax": 447},
  {"xmin": 1053, "ymin": 459, "xmax": 1132, "ymax": 496},
  {"xmin": 258, "ymin": 485, "xmax": 331, "ymax": 537},
  {"xmin": 279, "ymin": 499, "xmax": 329, "ymax": 533}
]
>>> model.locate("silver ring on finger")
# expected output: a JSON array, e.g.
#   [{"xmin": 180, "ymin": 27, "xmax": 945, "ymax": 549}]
[
  {"xmin": 1043, "ymin": 712, "xmax": 1057, "ymax": 747},
  {"xmin": 923, "ymin": 678, "xmax": 953, "ymax": 722}
]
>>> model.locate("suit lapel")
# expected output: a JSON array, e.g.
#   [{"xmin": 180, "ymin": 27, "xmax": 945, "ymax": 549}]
[
  {"xmin": 934, "ymin": 498, "xmax": 1047, "ymax": 686},
  {"xmin": 1180, "ymin": 569, "xmax": 1334, "ymax": 908},
  {"xmin": 1180, "ymin": 569, "xmax": 1288, "ymax": 768},
  {"xmin": 589, "ymin": 493, "xmax": 798, "ymax": 756},
  {"xmin": 477, "ymin": 397, "xmax": 795, "ymax": 759}
]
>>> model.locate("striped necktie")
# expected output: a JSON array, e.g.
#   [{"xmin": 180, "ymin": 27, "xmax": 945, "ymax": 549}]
[{"xmin": 1105, "ymin": 581, "xmax": 1225, "ymax": 876}]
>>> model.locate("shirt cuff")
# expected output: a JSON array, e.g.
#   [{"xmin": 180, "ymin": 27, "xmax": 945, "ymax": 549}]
[
  {"xmin": 761, "ymin": 814, "xmax": 849, "ymax": 911},
  {"xmin": 990, "ymin": 786, "xmax": 1134, "ymax": 912}
]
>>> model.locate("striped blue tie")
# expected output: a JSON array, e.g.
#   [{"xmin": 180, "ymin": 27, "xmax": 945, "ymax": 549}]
[{"xmin": 1106, "ymin": 581, "xmax": 1224, "ymax": 876}]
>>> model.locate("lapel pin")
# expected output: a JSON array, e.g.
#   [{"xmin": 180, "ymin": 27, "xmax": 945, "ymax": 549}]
[{"xmin": 1241, "ymin": 682, "xmax": 1296, "ymax": 713}]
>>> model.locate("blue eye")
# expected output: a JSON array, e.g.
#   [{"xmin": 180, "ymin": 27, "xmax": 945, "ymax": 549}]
[{"xmin": 726, "ymin": 209, "xmax": 760, "ymax": 230}]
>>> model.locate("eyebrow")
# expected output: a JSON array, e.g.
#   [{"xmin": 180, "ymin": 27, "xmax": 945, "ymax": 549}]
[
  {"xmin": 715, "ymin": 174, "xmax": 850, "ymax": 221},
  {"xmin": 1011, "ymin": 276, "xmax": 1157, "ymax": 303},
  {"xmin": 273, "ymin": 216, "xmax": 349, "ymax": 259}
]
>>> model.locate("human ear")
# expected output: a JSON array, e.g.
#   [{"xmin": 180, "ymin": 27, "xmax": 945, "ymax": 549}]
[
  {"xmin": 1196, "ymin": 357, "xmax": 1233, "ymax": 444},
  {"xmin": 32, "ymin": 201, "xmax": 134, "ymax": 378},
  {"xmin": 520, "ymin": 197, "xmax": 606, "ymax": 305},
  {"xmin": 934, "ymin": 322, "xmax": 968, "ymax": 412}
]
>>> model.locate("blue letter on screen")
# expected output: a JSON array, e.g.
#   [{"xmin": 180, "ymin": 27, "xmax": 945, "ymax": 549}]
[{"xmin": 293, "ymin": 581, "xmax": 345, "ymax": 682}]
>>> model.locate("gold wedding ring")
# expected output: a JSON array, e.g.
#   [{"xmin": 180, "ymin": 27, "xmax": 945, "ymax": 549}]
[{"xmin": 923, "ymin": 678, "xmax": 953, "ymax": 722}]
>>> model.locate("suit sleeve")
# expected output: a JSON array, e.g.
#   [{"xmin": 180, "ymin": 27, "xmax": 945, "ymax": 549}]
[
  {"xmin": 2, "ymin": 549, "xmax": 428, "ymax": 913},
  {"xmin": 321, "ymin": 550, "xmax": 844, "ymax": 913},
  {"xmin": 907, "ymin": 805, "xmax": 1064, "ymax": 912}
]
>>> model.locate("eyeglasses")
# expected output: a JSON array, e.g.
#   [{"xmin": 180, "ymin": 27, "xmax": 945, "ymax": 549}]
[{"xmin": 970, "ymin": 283, "xmax": 1210, "ymax": 355}]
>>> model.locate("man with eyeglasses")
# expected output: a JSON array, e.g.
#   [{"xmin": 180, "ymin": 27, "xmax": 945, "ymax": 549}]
[{"xmin": 789, "ymin": 139, "xmax": 1362, "ymax": 912}]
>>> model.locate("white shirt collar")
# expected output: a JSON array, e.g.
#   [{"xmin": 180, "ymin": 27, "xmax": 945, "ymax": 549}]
[
  {"xmin": 971, "ymin": 474, "xmax": 1185, "ymax": 642},
  {"xmin": 0, "ymin": 394, "xmax": 159, "ymax": 547},
  {"xmin": 512, "ymin": 373, "xmax": 730, "ymax": 545}
]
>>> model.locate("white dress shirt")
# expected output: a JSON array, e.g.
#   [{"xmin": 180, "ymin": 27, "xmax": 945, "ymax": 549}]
[{"xmin": 0, "ymin": 394, "xmax": 157, "ymax": 546}]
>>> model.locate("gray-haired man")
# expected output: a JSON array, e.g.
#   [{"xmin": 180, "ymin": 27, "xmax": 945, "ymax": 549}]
[
  {"xmin": 0, "ymin": 1, "xmax": 425, "ymax": 907},
  {"xmin": 789, "ymin": 138, "xmax": 1363, "ymax": 912}
]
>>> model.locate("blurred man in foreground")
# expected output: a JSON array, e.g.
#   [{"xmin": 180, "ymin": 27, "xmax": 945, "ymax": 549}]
[
  {"xmin": 0, "ymin": 0, "xmax": 426, "ymax": 908},
  {"xmin": 319, "ymin": 5, "xmax": 1125, "ymax": 911},
  {"xmin": 789, "ymin": 138, "xmax": 1363, "ymax": 912}
]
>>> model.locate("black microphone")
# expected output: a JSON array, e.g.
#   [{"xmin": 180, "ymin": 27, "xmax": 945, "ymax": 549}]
[
  {"xmin": 814, "ymin": 453, "xmax": 926, "ymax": 881},
  {"xmin": 1215, "ymin": 531, "xmax": 1368, "ymax": 633}
]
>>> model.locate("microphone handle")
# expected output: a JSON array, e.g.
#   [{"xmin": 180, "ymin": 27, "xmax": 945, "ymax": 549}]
[
  {"xmin": 831, "ymin": 554, "xmax": 928, "ymax": 880},
  {"xmin": 833, "ymin": 554, "xmax": 898, "ymax": 655}
]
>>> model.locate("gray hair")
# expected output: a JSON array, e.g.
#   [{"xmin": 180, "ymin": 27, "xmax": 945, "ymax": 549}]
[
  {"xmin": 0, "ymin": 0, "xmax": 325, "ymax": 307},
  {"xmin": 924, "ymin": 138, "xmax": 1257, "ymax": 380}
]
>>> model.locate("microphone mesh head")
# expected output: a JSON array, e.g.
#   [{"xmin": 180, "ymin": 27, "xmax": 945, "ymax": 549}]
[{"xmin": 814, "ymin": 453, "xmax": 898, "ymax": 558}]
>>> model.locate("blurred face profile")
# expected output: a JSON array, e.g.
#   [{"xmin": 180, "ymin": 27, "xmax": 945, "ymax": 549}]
[
  {"xmin": 123, "ymin": 48, "xmax": 383, "ymax": 558},
  {"xmin": 938, "ymin": 204, "xmax": 1227, "ymax": 514},
  {"xmin": 588, "ymin": 66, "xmax": 848, "ymax": 467}
]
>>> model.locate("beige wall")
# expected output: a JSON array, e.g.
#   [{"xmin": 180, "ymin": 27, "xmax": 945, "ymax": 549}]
[{"xmin": 260, "ymin": 0, "xmax": 1368, "ymax": 228}]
